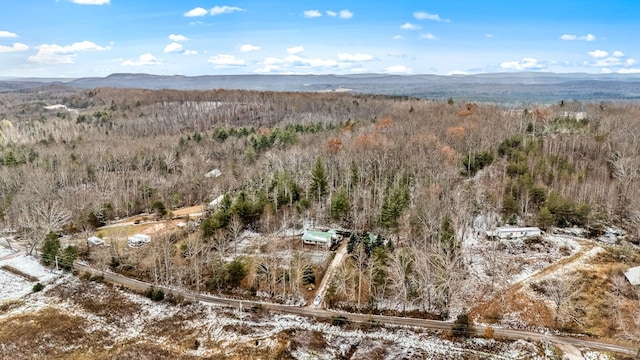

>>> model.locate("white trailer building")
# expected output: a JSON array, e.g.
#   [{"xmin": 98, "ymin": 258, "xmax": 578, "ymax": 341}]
[
  {"xmin": 128, "ymin": 234, "xmax": 151, "ymax": 247},
  {"xmin": 485, "ymin": 227, "xmax": 542, "ymax": 240}
]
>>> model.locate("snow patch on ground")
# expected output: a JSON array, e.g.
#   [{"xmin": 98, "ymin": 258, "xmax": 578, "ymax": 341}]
[
  {"xmin": 583, "ymin": 350, "xmax": 616, "ymax": 360},
  {"xmin": 1, "ymin": 255, "xmax": 59, "ymax": 280},
  {"xmin": 0, "ymin": 270, "xmax": 32, "ymax": 301},
  {"xmin": 597, "ymin": 226, "xmax": 625, "ymax": 244},
  {"xmin": 0, "ymin": 255, "xmax": 60, "ymax": 301},
  {"xmin": 0, "ymin": 244, "xmax": 16, "ymax": 258}
]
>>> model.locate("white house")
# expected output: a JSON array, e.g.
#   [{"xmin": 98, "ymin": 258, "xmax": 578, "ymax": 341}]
[
  {"xmin": 485, "ymin": 227, "xmax": 542, "ymax": 240},
  {"xmin": 624, "ymin": 266, "xmax": 640, "ymax": 286},
  {"xmin": 128, "ymin": 234, "xmax": 151, "ymax": 247},
  {"xmin": 87, "ymin": 236, "xmax": 105, "ymax": 246},
  {"xmin": 207, "ymin": 195, "xmax": 225, "ymax": 210}
]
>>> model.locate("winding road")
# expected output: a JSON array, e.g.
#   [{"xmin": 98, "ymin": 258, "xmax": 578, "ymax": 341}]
[{"xmin": 74, "ymin": 263, "xmax": 639, "ymax": 357}]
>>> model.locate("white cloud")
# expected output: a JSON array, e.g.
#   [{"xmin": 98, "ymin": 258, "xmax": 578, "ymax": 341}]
[
  {"xmin": 401, "ymin": 22, "xmax": 420, "ymax": 30},
  {"xmin": 420, "ymin": 33, "xmax": 438, "ymax": 40},
  {"xmin": 71, "ymin": 0, "xmax": 110, "ymax": 4},
  {"xmin": 262, "ymin": 57, "xmax": 283, "ymax": 65},
  {"xmin": 207, "ymin": 54, "xmax": 245, "ymax": 67},
  {"xmin": 560, "ymin": 33, "xmax": 596, "ymax": 41},
  {"xmin": 593, "ymin": 57, "xmax": 627, "ymax": 67},
  {"xmin": 337, "ymin": 53, "xmax": 373, "ymax": 62},
  {"xmin": 618, "ymin": 68, "xmax": 640, "ymax": 74},
  {"xmin": 184, "ymin": 7, "xmax": 208, "ymax": 17},
  {"xmin": 210, "ymin": 6, "xmax": 245, "ymax": 15},
  {"xmin": 240, "ymin": 44, "xmax": 261, "ymax": 52},
  {"xmin": 485, "ymin": 34, "xmax": 494, "ymax": 38},
  {"xmin": 303, "ymin": 10, "xmax": 322, "ymax": 18},
  {"xmin": 257, "ymin": 52, "xmax": 377, "ymax": 73},
  {"xmin": 338, "ymin": 10, "xmax": 353, "ymax": 19},
  {"xmin": 588, "ymin": 50, "xmax": 608, "ymax": 58},
  {"xmin": 0, "ymin": 42, "xmax": 28, "ymax": 53},
  {"xmin": 121, "ymin": 53, "xmax": 162, "ymax": 67},
  {"xmin": 28, "ymin": 41, "xmax": 109, "ymax": 64},
  {"xmin": 583, "ymin": 49, "xmax": 637, "ymax": 69},
  {"xmin": 393, "ymin": 35, "xmax": 404, "ymax": 40},
  {"xmin": 385, "ymin": 65, "xmax": 410, "ymax": 73},
  {"xmin": 287, "ymin": 46, "xmax": 304, "ymax": 55},
  {"xmin": 284, "ymin": 55, "xmax": 337, "ymax": 68},
  {"xmin": 413, "ymin": 11, "xmax": 449, "ymax": 22},
  {"xmin": 254, "ymin": 65, "xmax": 280, "ymax": 73},
  {"xmin": 164, "ymin": 42, "xmax": 183, "ymax": 53},
  {"xmin": 0, "ymin": 31, "xmax": 17, "ymax": 38},
  {"xmin": 169, "ymin": 34, "xmax": 188, "ymax": 42},
  {"xmin": 326, "ymin": 10, "xmax": 337, "ymax": 17},
  {"xmin": 184, "ymin": 50, "xmax": 198, "ymax": 56},
  {"xmin": 500, "ymin": 58, "xmax": 545, "ymax": 71},
  {"xmin": 448, "ymin": 70, "xmax": 470, "ymax": 75}
]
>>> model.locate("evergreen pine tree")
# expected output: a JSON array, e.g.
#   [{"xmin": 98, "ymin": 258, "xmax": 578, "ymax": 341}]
[
  {"xmin": 330, "ymin": 188, "xmax": 350, "ymax": 222},
  {"xmin": 452, "ymin": 312, "xmax": 473, "ymax": 338},
  {"xmin": 60, "ymin": 246, "xmax": 78, "ymax": 271},
  {"xmin": 41, "ymin": 231, "xmax": 60, "ymax": 267},
  {"xmin": 309, "ymin": 157, "xmax": 328, "ymax": 202},
  {"xmin": 440, "ymin": 214, "xmax": 458, "ymax": 258}
]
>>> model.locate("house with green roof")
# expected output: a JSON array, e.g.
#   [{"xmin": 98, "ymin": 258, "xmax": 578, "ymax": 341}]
[{"xmin": 302, "ymin": 229, "xmax": 340, "ymax": 247}]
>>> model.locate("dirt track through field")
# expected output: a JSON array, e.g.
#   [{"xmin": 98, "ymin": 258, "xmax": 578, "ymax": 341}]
[{"xmin": 311, "ymin": 240, "xmax": 348, "ymax": 308}]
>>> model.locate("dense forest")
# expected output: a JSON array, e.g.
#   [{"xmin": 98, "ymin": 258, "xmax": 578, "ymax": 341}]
[{"xmin": 1, "ymin": 86, "xmax": 639, "ymax": 339}]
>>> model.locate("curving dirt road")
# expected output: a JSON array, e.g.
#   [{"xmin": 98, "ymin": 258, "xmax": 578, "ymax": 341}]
[{"xmin": 74, "ymin": 263, "xmax": 639, "ymax": 357}]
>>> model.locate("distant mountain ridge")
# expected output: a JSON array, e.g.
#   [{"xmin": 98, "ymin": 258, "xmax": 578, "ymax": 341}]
[{"xmin": 2, "ymin": 72, "xmax": 640, "ymax": 103}]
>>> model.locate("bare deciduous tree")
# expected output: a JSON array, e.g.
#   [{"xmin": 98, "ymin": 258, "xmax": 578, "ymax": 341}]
[
  {"xmin": 387, "ymin": 248, "xmax": 414, "ymax": 312},
  {"xmin": 537, "ymin": 273, "xmax": 584, "ymax": 328},
  {"xmin": 228, "ymin": 213, "xmax": 243, "ymax": 257}
]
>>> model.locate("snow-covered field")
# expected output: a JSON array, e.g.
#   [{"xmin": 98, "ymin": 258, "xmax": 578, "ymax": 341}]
[{"xmin": 0, "ymin": 252, "xmax": 60, "ymax": 301}]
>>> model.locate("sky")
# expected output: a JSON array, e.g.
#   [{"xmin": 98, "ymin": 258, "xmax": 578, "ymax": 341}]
[{"xmin": 1, "ymin": 0, "xmax": 640, "ymax": 78}]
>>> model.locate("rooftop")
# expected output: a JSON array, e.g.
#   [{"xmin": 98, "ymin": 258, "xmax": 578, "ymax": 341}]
[{"xmin": 624, "ymin": 266, "xmax": 640, "ymax": 286}]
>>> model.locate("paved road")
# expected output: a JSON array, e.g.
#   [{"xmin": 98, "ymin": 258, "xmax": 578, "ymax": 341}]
[{"xmin": 74, "ymin": 263, "xmax": 639, "ymax": 357}]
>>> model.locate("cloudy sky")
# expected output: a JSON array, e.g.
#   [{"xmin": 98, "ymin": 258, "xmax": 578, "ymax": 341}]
[{"xmin": 1, "ymin": 0, "xmax": 639, "ymax": 77}]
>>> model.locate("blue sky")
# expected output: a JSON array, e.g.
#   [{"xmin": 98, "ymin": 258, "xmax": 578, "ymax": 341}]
[{"xmin": 1, "ymin": 0, "xmax": 639, "ymax": 77}]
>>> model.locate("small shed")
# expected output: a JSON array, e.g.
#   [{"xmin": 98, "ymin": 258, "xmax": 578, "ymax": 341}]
[
  {"xmin": 624, "ymin": 266, "xmax": 640, "ymax": 286},
  {"xmin": 128, "ymin": 234, "xmax": 151, "ymax": 247},
  {"xmin": 87, "ymin": 236, "xmax": 105, "ymax": 246},
  {"xmin": 302, "ymin": 230, "xmax": 340, "ymax": 247},
  {"xmin": 486, "ymin": 227, "xmax": 542, "ymax": 240}
]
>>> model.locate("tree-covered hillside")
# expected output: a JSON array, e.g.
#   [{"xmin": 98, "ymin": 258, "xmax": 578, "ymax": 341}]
[{"xmin": 1, "ymin": 87, "xmax": 639, "ymax": 340}]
